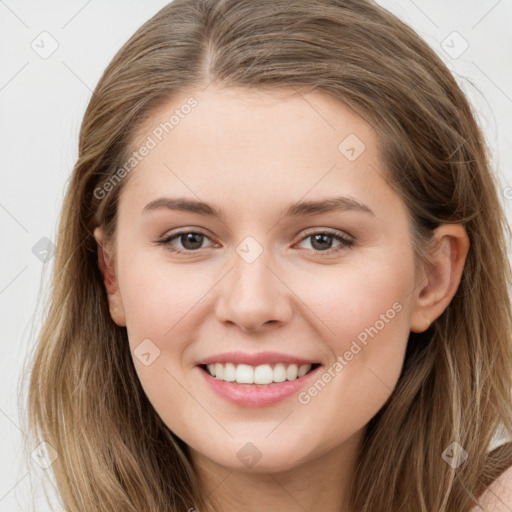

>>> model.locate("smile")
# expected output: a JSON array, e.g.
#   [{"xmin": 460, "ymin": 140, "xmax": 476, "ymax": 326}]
[
  {"xmin": 203, "ymin": 362, "xmax": 319, "ymax": 384},
  {"xmin": 198, "ymin": 363, "xmax": 323, "ymax": 407}
]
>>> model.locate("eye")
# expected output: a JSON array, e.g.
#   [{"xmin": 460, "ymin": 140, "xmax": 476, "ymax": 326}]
[
  {"xmin": 157, "ymin": 228, "xmax": 354, "ymax": 255},
  {"xmin": 295, "ymin": 229, "xmax": 354, "ymax": 254},
  {"xmin": 157, "ymin": 230, "xmax": 215, "ymax": 254}
]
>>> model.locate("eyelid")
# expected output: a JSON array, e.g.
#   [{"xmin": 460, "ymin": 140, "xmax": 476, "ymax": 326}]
[
  {"xmin": 158, "ymin": 228, "xmax": 217, "ymax": 251},
  {"xmin": 298, "ymin": 227, "xmax": 354, "ymax": 243},
  {"xmin": 158, "ymin": 227, "xmax": 355, "ymax": 255},
  {"xmin": 294, "ymin": 228, "xmax": 354, "ymax": 253}
]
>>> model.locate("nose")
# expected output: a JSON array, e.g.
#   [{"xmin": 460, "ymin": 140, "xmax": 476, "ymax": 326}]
[{"xmin": 214, "ymin": 247, "xmax": 294, "ymax": 333}]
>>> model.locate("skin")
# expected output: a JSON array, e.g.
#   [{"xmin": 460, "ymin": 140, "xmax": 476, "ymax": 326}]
[{"xmin": 94, "ymin": 85, "xmax": 469, "ymax": 512}]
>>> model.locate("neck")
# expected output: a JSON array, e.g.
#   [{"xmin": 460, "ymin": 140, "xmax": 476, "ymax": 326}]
[{"xmin": 189, "ymin": 428, "xmax": 365, "ymax": 512}]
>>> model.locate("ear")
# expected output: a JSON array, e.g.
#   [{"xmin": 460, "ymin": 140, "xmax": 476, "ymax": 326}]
[
  {"xmin": 410, "ymin": 224, "xmax": 470, "ymax": 333},
  {"xmin": 93, "ymin": 227, "xmax": 126, "ymax": 327}
]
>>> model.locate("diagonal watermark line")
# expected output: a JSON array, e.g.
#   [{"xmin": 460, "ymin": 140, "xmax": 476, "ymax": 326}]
[
  {"xmin": 56, "ymin": 227, "xmax": 96, "ymax": 290},
  {"xmin": 456, "ymin": 471, "xmax": 484, "ymax": 510},
  {"xmin": 406, "ymin": 0, "xmax": 439, "ymax": 29},
  {"xmin": 292, "ymin": 86, "xmax": 336, "ymax": 131},
  {"xmin": 472, "ymin": 61, "xmax": 512, "ymax": 105},
  {"xmin": 0, "ymin": 0, "xmax": 28, "ymax": 28},
  {"xmin": 367, "ymin": 366, "xmax": 393, "ymax": 392},
  {"xmin": 0, "ymin": 472, "xmax": 29, "ymax": 503},
  {"xmin": 163, "ymin": 267, "xmax": 234, "ymax": 336},
  {"xmin": 367, "ymin": 162, "xmax": 400, "ymax": 197},
  {"xmin": 266, "ymin": 472, "xmax": 309, "ymax": 511},
  {"xmin": 360, "ymin": 262, "xmax": 439, "ymax": 392},
  {"xmin": 0, "ymin": 408, "xmax": 28, "ymax": 438},
  {"xmin": 0, "ymin": 266, "xmax": 28, "ymax": 296},
  {"xmin": 165, "ymin": 158, "xmax": 339, "ymax": 359},
  {"xmin": 261, "ymin": 217, "xmax": 443, "ymax": 430},
  {"xmin": 200, "ymin": 75, "xmax": 216, "ymax": 93},
  {"xmin": 163, "ymin": 163, "xmax": 233, "ymax": 236},
  {"xmin": 0, "ymin": 62, "xmax": 29, "ymax": 92},
  {"xmin": 265, "ymin": 410, "xmax": 294, "ymax": 438},
  {"xmin": 61, "ymin": 0, "xmax": 92, "ymax": 29},
  {"xmin": 264, "ymin": 265, "xmax": 337, "ymax": 335},
  {"xmin": 163, "ymin": 368, "xmax": 234, "ymax": 438},
  {"xmin": 475, "ymin": 484, "xmax": 512, "ymax": 512},
  {"xmin": 266, "ymin": 163, "xmax": 337, "ymax": 235},
  {"xmin": 471, "ymin": 467, "xmax": 512, "ymax": 512},
  {"xmin": 0, "ymin": 203, "xmax": 29, "ymax": 233},
  {"xmin": 204, "ymin": 468, "xmax": 234, "ymax": 501},
  {"xmin": 61, "ymin": 60, "xmax": 93, "ymax": 92},
  {"xmin": 471, "ymin": 0, "xmax": 502, "ymax": 30}
]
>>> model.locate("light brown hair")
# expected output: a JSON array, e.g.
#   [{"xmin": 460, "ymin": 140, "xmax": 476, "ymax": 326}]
[{"xmin": 23, "ymin": 0, "xmax": 512, "ymax": 510}]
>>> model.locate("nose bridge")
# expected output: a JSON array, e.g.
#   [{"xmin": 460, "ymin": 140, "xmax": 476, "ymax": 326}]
[{"xmin": 215, "ymin": 235, "xmax": 293, "ymax": 331}]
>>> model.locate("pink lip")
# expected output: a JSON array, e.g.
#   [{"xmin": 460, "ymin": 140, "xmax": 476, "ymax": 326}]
[
  {"xmin": 196, "ymin": 351, "xmax": 319, "ymax": 366},
  {"xmin": 197, "ymin": 364, "xmax": 322, "ymax": 407}
]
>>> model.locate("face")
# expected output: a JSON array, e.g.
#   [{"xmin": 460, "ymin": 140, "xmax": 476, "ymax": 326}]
[{"xmin": 96, "ymin": 85, "xmax": 426, "ymax": 474}]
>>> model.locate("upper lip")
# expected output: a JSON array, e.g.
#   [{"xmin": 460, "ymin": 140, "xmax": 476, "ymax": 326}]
[{"xmin": 196, "ymin": 351, "xmax": 320, "ymax": 367}]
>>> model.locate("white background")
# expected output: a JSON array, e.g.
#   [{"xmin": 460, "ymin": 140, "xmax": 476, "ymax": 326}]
[{"xmin": 1, "ymin": 1, "xmax": 511, "ymax": 510}]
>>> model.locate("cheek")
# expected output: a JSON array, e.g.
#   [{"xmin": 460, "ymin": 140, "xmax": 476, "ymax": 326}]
[
  {"xmin": 118, "ymin": 254, "xmax": 208, "ymax": 347},
  {"xmin": 295, "ymin": 258, "xmax": 414, "ymax": 412},
  {"xmin": 301, "ymin": 258, "xmax": 413, "ymax": 350},
  {"xmin": 115, "ymin": 254, "xmax": 211, "ymax": 423},
  {"xmin": 113, "ymin": 241, "xmax": 416, "ymax": 463},
  {"xmin": 118, "ymin": 246, "xmax": 414, "ymax": 371}
]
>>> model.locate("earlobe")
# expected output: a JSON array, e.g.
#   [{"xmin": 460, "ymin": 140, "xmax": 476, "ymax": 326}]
[
  {"xmin": 93, "ymin": 227, "xmax": 127, "ymax": 327},
  {"xmin": 410, "ymin": 224, "xmax": 470, "ymax": 333}
]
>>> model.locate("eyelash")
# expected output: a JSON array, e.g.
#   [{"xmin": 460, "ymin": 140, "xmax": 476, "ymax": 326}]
[{"xmin": 156, "ymin": 228, "xmax": 354, "ymax": 256}]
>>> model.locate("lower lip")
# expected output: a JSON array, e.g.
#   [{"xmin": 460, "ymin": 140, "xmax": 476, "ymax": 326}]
[{"xmin": 197, "ymin": 365, "xmax": 322, "ymax": 407}]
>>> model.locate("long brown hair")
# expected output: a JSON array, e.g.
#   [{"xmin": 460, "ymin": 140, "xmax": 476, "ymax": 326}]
[{"xmin": 22, "ymin": 0, "xmax": 512, "ymax": 510}]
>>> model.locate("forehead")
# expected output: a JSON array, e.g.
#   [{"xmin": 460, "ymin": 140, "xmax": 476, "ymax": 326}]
[
  {"xmin": 133, "ymin": 85, "xmax": 377, "ymax": 154},
  {"xmin": 120, "ymin": 85, "xmax": 393, "ymax": 215}
]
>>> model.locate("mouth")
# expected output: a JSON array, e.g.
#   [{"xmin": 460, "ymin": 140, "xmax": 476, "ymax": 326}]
[{"xmin": 198, "ymin": 362, "xmax": 322, "ymax": 386}]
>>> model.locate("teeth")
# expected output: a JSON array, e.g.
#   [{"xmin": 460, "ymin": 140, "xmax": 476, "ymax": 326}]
[
  {"xmin": 223, "ymin": 362, "xmax": 236, "ymax": 382},
  {"xmin": 205, "ymin": 362, "xmax": 313, "ymax": 384}
]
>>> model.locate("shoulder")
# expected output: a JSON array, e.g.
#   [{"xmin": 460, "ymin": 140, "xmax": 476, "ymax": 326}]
[{"xmin": 474, "ymin": 464, "xmax": 512, "ymax": 511}]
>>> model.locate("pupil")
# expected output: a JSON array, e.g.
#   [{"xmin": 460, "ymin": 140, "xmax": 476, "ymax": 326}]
[
  {"xmin": 311, "ymin": 233, "xmax": 331, "ymax": 250},
  {"xmin": 182, "ymin": 233, "xmax": 203, "ymax": 250},
  {"xmin": 180, "ymin": 233, "xmax": 334, "ymax": 251}
]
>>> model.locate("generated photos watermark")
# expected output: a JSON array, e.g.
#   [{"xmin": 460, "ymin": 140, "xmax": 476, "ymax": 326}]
[
  {"xmin": 297, "ymin": 301, "xmax": 403, "ymax": 404},
  {"xmin": 93, "ymin": 96, "xmax": 198, "ymax": 200}
]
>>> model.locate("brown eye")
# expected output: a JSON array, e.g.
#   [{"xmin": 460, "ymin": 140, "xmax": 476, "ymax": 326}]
[
  {"xmin": 158, "ymin": 231, "xmax": 213, "ymax": 254},
  {"xmin": 310, "ymin": 233, "xmax": 335, "ymax": 251},
  {"xmin": 297, "ymin": 230, "xmax": 354, "ymax": 254},
  {"xmin": 158, "ymin": 228, "xmax": 354, "ymax": 256},
  {"xmin": 177, "ymin": 232, "xmax": 205, "ymax": 250}
]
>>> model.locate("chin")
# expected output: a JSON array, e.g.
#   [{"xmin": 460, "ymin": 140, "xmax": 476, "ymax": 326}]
[{"xmin": 192, "ymin": 437, "xmax": 311, "ymax": 474}]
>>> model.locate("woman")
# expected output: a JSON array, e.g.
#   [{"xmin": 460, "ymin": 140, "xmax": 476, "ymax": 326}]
[{"xmin": 25, "ymin": 0, "xmax": 512, "ymax": 510}]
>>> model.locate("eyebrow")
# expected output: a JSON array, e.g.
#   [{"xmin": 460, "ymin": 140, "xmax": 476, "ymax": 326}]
[{"xmin": 142, "ymin": 196, "xmax": 375, "ymax": 220}]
